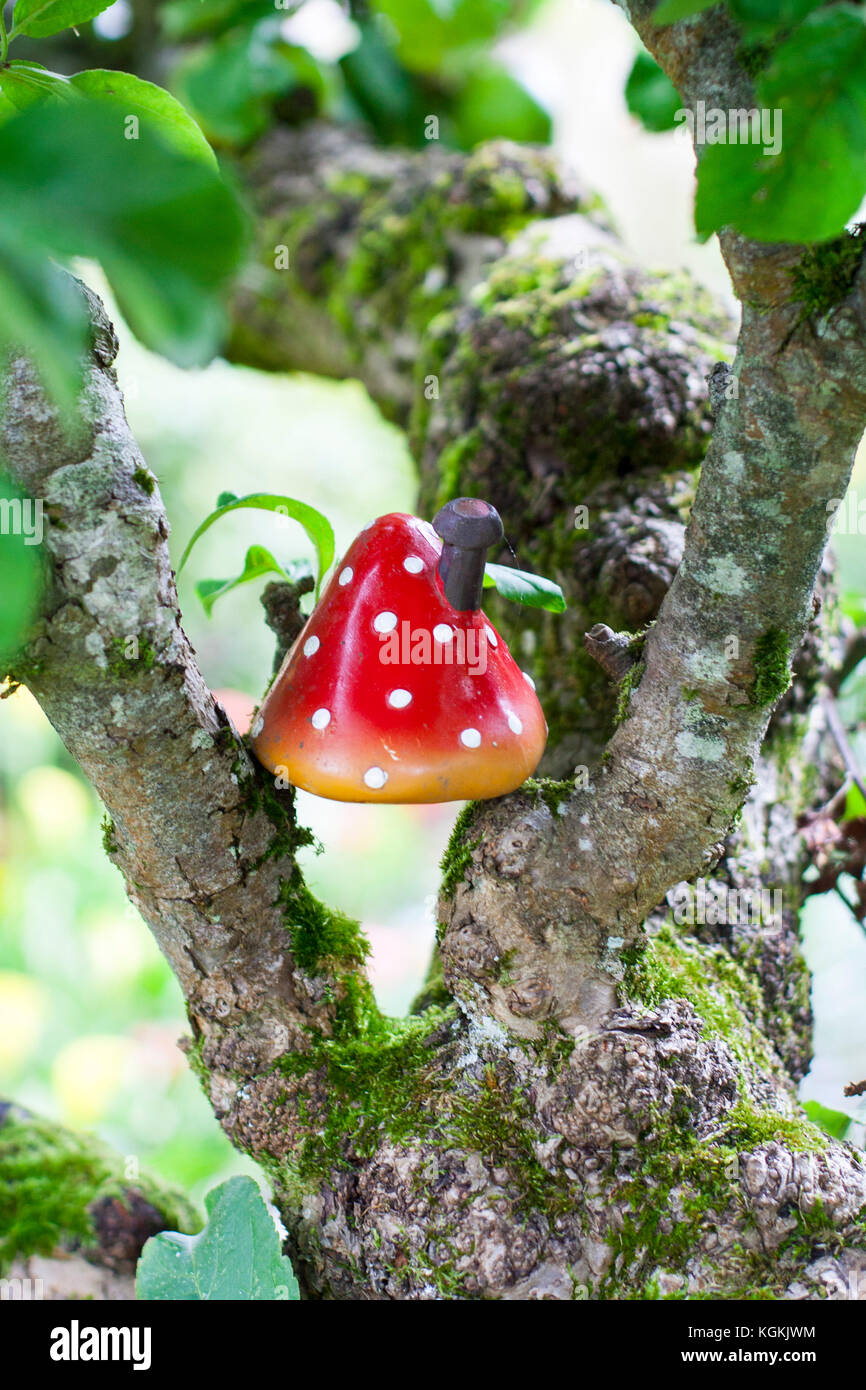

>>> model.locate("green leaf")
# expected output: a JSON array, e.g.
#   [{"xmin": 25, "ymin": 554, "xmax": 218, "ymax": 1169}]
[
  {"xmin": 374, "ymin": 0, "xmax": 514, "ymax": 73},
  {"xmin": 136, "ymin": 1176, "xmax": 299, "ymax": 1300},
  {"xmin": 11, "ymin": 0, "xmax": 114, "ymax": 40},
  {"xmin": 0, "ymin": 238, "xmax": 89, "ymax": 411},
  {"xmin": 160, "ymin": 0, "xmax": 267, "ymax": 42},
  {"xmin": 339, "ymin": 22, "xmax": 430, "ymax": 147},
  {"xmin": 0, "ymin": 102, "xmax": 247, "ymax": 373},
  {"xmin": 802, "ymin": 1100, "xmax": 852, "ymax": 1140},
  {"xmin": 624, "ymin": 51, "xmax": 682, "ymax": 133},
  {"xmin": 172, "ymin": 21, "xmax": 324, "ymax": 146},
  {"xmin": 196, "ymin": 547, "xmax": 313, "ymax": 616},
  {"xmin": 652, "ymin": 0, "xmax": 717, "ymax": 22},
  {"xmin": 0, "ymin": 62, "xmax": 78, "ymax": 112},
  {"xmin": 840, "ymin": 590, "xmax": 866, "ymax": 627},
  {"xmin": 69, "ymin": 71, "xmax": 216, "ymax": 168},
  {"xmin": 844, "ymin": 781, "xmax": 866, "ymax": 820},
  {"xmin": 695, "ymin": 10, "xmax": 866, "ymax": 244},
  {"xmin": 451, "ymin": 64, "xmax": 551, "ymax": 149},
  {"xmin": 729, "ymin": 0, "xmax": 824, "ymax": 34},
  {"xmin": 483, "ymin": 562, "xmax": 566, "ymax": 612},
  {"xmin": 178, "ymin": 493, "xmax": 334, "ymax": 598},
  {"xmin": 0, "ymin": 471, "xmax": 45, "ymax": 668}
]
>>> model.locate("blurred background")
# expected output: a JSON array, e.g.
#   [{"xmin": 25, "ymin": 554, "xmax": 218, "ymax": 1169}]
[{"xmin": 1, "ymin": 0, "xmax": 864, "ymax": 1205}]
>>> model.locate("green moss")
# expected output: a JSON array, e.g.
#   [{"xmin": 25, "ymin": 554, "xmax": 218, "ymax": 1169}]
[
  {"xmin": 410, "ymin": 946, "xmax": 452, "ymax": 1013},
  {"xmin": 632, "ymin": 311, "xmax": 670, "ymax": 331},
  {"xmin": 101, "ymin": 814, "xmax": 118, "ymax": 855},
  {"xmin": 716, "ymin": 1100, "xmax": 827, "ymax": 1154},
  {"xmin": 602, "ymin": 1125, "xmax": 741, "ymax": 1295},
  {"xmin": 0, "ymin": 1108, "xmax": 199, "ymax": 1272},
  {"xmin": 614, "ymin": 659, "xmax": 646, "ymax": 726},
  {"xmin": 440, "ymin": 802, "xmax": 481, "ymax": 897},
  {"xmin": 274, "ymin": 1012, "xmax": 575, "ymax": 1226},
  {"xmin": 620, "ymin": 922, "xmax": 775, "ymax": 1076},
  {"xmin": 312, "ymin": 147, "xmax": 574, "ymax": 364},
  {"xmin": 750, "ymin": 628, "xmax": 791, "ymax": 707},
  {"xmin": 277, "ymin": 1009, "xmax": 449, "ymax": 1177},
  {"xmin": 600, "ymin": 1082, "xmax": 833, "ymax": 1299},
  {"xmin": 436, "ymin": 429, "xmax": 483, "ymax": 508},
  {"xmin": 279, "ymin": 873, "xmax": 367, "ymax": 977},
  {"xmin": 131, "ymin": 466, "xmax": 155, "ymax": 496},
  {"xmin": 790, "ymin": 227, "xmax": 864, "ymax": 321},
  {"xmin": 106, "ymin": 634, "xmax": 157, "ymax": 679},
  {"xmin": 522, "ymin": 775, "xmax": 575, "ymax": 817},
  {"xmin": 728, "ymin": 766, "xmax": 755, "ymax": 800}
]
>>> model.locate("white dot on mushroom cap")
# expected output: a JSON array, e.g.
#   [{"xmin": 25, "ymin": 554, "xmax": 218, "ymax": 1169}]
[
  {"xmin": 403, "ymin": 555, "xmax": 424, "ymax": 574},
  {"xmin": 522, "ymin": 670, "xmax": 536, "ymax": 689},
  {"xmin": 304, "ymin": 635, "xmax": 320, "ymax": 657},
  {"xmin": 311, "ymin": 708, "xmax": 331, "ymax": 730},
  {"xmin": 485, "ymin": 626, "xmax": 498, "ymax": 647},
  {"xmin": 388, "ymin": 689, "xmax": 412, "ymax": 709},
  {"xmin": 251, "ymin": 716, "xmax": 264, "ymax": 737},
  {"xmin": 338, "ymin": 567, "xmax": 353, "ymax": 586},
  {"xmin": 508, "ymin": 713, "xmax": 523, "ymax": 735},
  {"xmin": 433, "ymin": 623, "xmax": 453, "ymax": 644},
  {"xmin": 364, "ymin": 766, "xmax": 388, "ymax": 789},
  {"xmin": 460, "ymin": 728, "xmax": 481, "ymax": 748},
  {"xmin": 373, "ymin": 611, "xmax": 398, "ymax": 633}
]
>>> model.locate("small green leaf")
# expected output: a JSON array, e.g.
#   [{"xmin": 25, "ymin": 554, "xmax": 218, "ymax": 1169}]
[
  {"xmin": 178, "ymin": 493, "xmax": 334, "ymax": 599},
  {"xmin": 10, "ymin": 0, "xmax": 114, "ymax": 40},
  {"xmin": 0, "ymin": 62, "xmax": 78, "ymax": 112},
  {"xmin": 624, "ymin": 51, "xmax": 682, "ymax": 133},
  {"xmin": 69, "ymin": 71, "xmax": 216, "ymax": 169},
  {"xmin": 844, "ymin": 782, "xmax": 866, "ymax": 821},
  {"xmin": 652, "ymin": 0, "xmax": 717, "ymax": 23},
  {"xmin": 802, "ymin": 1100, "xmax": 852, "ymax": 1140},
  {"xmin": 0, "ymin": 471, "xmax": 45, "ymax": 668},
  {"xmin": 483, "ymin": 562, "xmax": 566, "ymax": 612},
  {"xmin": 136, "ymin": 1175, "xmax": 299, "ymax": 1301},
  {"xmin": 196, "ymin": 547, "xmax": 313, "ymax": 616}
]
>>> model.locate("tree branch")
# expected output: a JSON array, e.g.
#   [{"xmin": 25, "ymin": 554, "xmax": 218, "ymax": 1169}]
[{"xmin": 1, "ymin": 282, "xmax": 372, "ymax": 1091}]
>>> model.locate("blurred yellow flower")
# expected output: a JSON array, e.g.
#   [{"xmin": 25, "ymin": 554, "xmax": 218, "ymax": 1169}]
[
  {"xmin": 83, "ymin": 907, "xmax": 159, "ymax": 987},
  {"xmin": 15, "ymin": 766, "xmax": 92, "ymax": 847},
  {"xmin": 51, "ymin": 1034, "xmax": 135, "ymax": 1127},
  {"xmin": 0, "ymin": 971, "xmax": 47, "ymax": 1073}
]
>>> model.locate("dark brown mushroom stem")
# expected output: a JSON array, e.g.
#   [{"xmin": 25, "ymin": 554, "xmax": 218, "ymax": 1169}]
[{"xmin": 432, "ymin": 498, "xmax": 504, "ymax": 612}]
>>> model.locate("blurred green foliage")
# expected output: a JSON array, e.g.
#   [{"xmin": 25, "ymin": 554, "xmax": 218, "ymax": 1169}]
[{"xmin": 160, "ymin": 0, "xmax": 551, "ymax": 150}]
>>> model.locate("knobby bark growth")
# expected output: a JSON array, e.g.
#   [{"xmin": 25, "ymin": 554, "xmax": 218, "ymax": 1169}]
[{"xmin": 3, "ymin": 4, "xmax": 866, "ymax": 1299}]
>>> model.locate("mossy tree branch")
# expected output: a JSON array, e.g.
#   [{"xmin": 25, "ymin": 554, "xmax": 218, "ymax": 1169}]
[{"xmin": 2, "ymin": 105, "xmax": 866, "ymax": 1296}]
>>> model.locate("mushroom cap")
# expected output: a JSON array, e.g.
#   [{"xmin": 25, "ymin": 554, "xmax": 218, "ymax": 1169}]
[{"xmin": 250, "ymin": 512, "xmax": 548, "ymax": 803}]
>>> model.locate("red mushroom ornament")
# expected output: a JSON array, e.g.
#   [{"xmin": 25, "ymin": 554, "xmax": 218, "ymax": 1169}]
[{"xmin": 250, "ymin": 498, "xmax": 548, "ymax": 803}]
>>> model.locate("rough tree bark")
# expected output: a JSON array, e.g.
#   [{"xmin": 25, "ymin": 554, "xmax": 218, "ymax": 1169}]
[{"xmin": 3, "ymin": 5, "xmax": 866, "ymax": 1300}]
